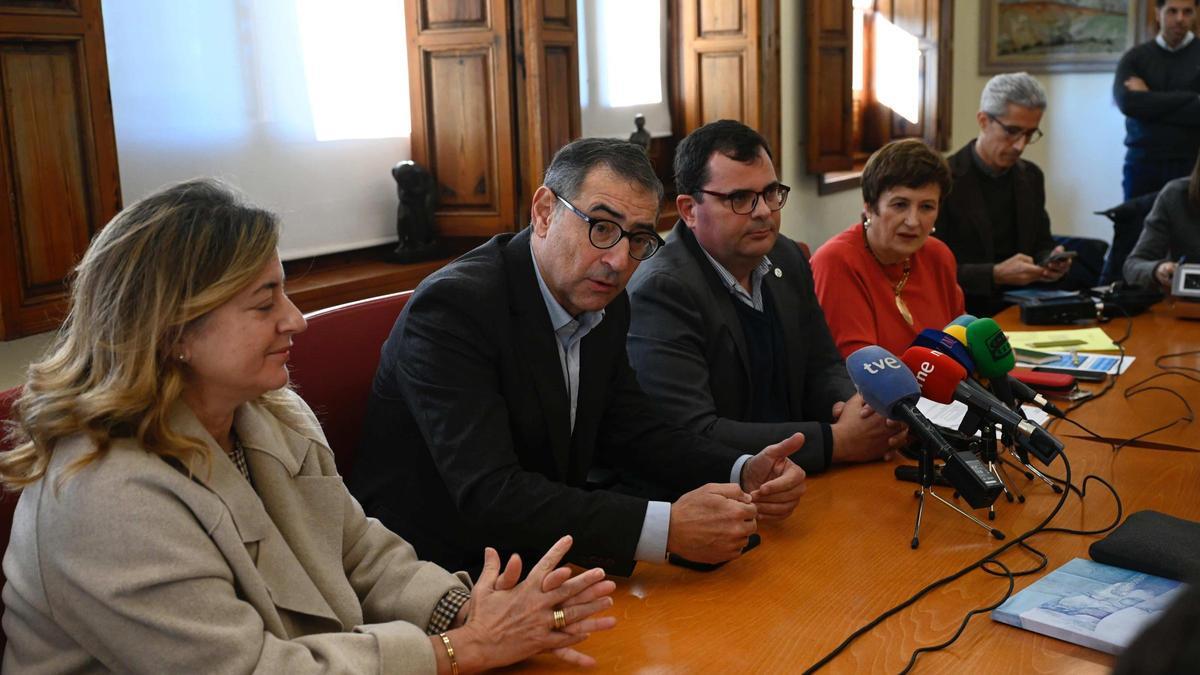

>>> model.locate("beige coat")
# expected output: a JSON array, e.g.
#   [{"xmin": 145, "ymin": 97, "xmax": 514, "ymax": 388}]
[{"xmin": 2, "ymin": 391, "xmax": 469, "ymax": 673}]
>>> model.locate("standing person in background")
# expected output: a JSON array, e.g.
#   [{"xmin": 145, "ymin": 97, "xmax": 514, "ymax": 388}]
[
  {"xmin": 1114, "ymin": 0, "xmax": 1200, "ymax": 201},
  {"xmin": 933, "ymin": 72, "xmax": 1073, "ymax": 317},
  {"xmin": 811, "ymin": 139, "xmax": 964, "ymax": 357}
]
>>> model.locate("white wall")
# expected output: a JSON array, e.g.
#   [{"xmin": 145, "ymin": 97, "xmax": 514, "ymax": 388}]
[
  {"xmin": 780, "ymin": 1, "xmax": 1128, "ymax": 250},
  {"xmin": 102, "ymin": 0, "xmax": 412, "ymax": 260}
]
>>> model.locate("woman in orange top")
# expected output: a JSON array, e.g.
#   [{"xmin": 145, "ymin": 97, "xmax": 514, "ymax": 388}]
[{"xmin": 811, "ymin": 139, "xmax": 965, "ymax": 357}]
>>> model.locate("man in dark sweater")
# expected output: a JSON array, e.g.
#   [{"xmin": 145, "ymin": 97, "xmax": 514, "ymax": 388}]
[
  {"xmin": 934, "ymin": 73, "xmax": 1073, "ymax": 316},
  {"xmin": 1113, "ymin": 0, "xmax": 1200, "ymax": 200}
]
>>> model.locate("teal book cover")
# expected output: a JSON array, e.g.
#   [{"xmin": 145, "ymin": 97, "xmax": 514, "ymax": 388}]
[{"xmin": 991, "ymin": 558, "xmax": 1185, "ymax": 655}]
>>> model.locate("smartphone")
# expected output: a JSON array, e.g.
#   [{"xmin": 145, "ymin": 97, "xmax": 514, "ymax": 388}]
[
  {"xmin": 1033, "ymin": 365, "xmax": 1107, "ymax": 382},
  {"xmin": 667, "ymin": 533, "xmax": 761, "ymax": 572},
  {"xmin": 1040, "ymin": 250, "xmax": 1078, "ymax": 266}
]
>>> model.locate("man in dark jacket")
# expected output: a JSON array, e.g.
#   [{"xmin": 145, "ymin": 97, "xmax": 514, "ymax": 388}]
[
  {"xmin": 934, "ymin": 72, "xmax": 1073, "ymax": 316},
  {"xmin": 350, "ymin": 138, "xmax": 806, "ymax": 577}
]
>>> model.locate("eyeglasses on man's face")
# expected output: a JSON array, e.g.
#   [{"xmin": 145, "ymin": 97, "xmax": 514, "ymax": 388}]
[
  {"xmin": 552, "ymin": 191, "xmax": 665, "ymax": 261},
  {"xmin": 695, "ymin": 184, "xmax": 791, "ymax": 215},
  {"xmin": 986, "ymin": 113, "xmax": 1043, "ymax": 145}
]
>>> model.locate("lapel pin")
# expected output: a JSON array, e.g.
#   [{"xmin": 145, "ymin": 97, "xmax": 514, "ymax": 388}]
[{"xmin": 774, "ymin": 268, "xmax": 783, "ymax": 278}]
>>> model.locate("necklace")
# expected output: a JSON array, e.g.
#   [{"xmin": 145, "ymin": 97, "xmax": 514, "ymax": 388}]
[{"xmin": 862, "ymin": 223, "xmax": 914, "ymax": 326}]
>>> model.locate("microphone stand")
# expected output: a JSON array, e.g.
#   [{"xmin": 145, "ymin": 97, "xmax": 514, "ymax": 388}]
[
  {"xmin": 1001, "ymin": 390, "xmax": 1064, "ymax": 494},
  {"xmin": 981, "ymin": 424, "xmax": 1025, "ymax": 518},
  {"xmin": 991, "ymin": 380, "xmax": 1062, "ymax": 494},
  {"xmin": 910, "ymin": 442, "xmax": 1005, "ymax": 549}
]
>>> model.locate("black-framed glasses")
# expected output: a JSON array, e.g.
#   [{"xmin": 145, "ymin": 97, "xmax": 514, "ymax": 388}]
[
  {"xmin": 553, "ymin": 192, "xmax": 665, "ymax": 260},
  {"xmin": 695, "ymin": 184, "xmax": 791, "ymax": 215},
  {"xmin": 986, "ymin": 113, "xmax": 1043, "ymax": 145}
]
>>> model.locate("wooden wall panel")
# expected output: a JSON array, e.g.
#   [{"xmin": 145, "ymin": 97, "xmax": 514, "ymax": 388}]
[
  {"xmin": 0, "ymin": 0, "xmax": 120, "ymax": 340},
  {"xmin": 543, "ymin": 47, "xmax": 573, "ymax": 153},
  {"xmin": 699, "ymin": 52, "xmax": 745, "ymax": 123},
  {"xmin": 0, "ymin": 1, "xmax": 79, "ymax": 15},
  {"xmin": 422, "ymin": 0, "xmax": 487, "ymax": 30},
  {"xmin": 427, "ymin": 52, "xmax": 495, "ymax": 208},
  {"xmin": 543, "ymin": 0, "xmax": 568, "ymax": 26},
  {"xmin": 698, "ymin": 0, "xmax": 742, "ymax": 35},
  {"xmin": 1, "ymin": 44, "xmax": 91, "ymax": 297}
]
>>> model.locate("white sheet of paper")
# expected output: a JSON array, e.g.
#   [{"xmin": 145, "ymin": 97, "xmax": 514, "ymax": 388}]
[{"xmin": 916, "ymin": 398, "xmax": 1051, "ymax": 432}]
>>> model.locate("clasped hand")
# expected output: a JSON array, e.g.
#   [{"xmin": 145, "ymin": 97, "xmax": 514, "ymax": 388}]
[{"xmin": 448, "ymin": 535, "xmax": 616, "ymax": 672}]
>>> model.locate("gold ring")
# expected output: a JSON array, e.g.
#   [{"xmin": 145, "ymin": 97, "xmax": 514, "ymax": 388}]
[{"xmin": 553, "ymin": 608, "xmax": 567, "ymax": 630}]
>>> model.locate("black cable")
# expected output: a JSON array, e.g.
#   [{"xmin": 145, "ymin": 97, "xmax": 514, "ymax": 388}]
[
  {"xmin": 899, "ymin": 560, "xmax": 1015, "ymax": 675},
  {"xmin": 802, "ymin": 452, "xmax": 1075, "ymax": 674}
]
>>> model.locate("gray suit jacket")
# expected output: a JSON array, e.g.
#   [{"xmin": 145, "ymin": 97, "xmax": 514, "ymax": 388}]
[
  {"xmin": 2, "ymin": 390, "xmax": 467, "ymax": 674},
  {"xmin": 626, "ymin": 221, "xmax": 854, "ymax": 473},
  {"xmin": 1124, "ymin": 177, "xmax": 1200, "ymax": 287}
]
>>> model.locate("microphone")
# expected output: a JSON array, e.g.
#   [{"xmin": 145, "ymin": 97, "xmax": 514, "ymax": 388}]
[
  {"xmin": 943, "ymin": 324, "xmax": 969, "ymax": 347},
  {"xmin": 962, "ymin": 318, "xmax": 1066, "ymax": 419},
  {"xmin": 846, "ymin": 346, "xmax": 1002, "ymax": 508},
  {"xmin": 947, "ymin": 314, "xmax": 977, "ymax": 328},
  {"xmin": 965, "ymin": 318, "xmax": 1017, "ymax": 405},
  {"xmin": 911, "ymin": 328, "xmax": 976, "ymax": 374},
  {"xmin": 901, "ymin": 346, "xmax": 1063, "ymax": 465}
]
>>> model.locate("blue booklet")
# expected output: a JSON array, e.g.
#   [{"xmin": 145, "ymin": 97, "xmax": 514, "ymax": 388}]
[{"xmin": 991, "ymin": 558, "xmax": 1185, "ymax": 655}]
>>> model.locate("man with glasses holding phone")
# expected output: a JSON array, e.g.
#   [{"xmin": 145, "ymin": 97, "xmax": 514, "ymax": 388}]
[
  {"xmin": 626, "ymin": 120, "xmax": 903, "ymax": 479},
  {"xmin": 934, "ymin": 72, "xmax": 1074, "ymax": 316},
  {"xmin": 351, "ymin": 137, "xmax": 807, "ymax": 579}
]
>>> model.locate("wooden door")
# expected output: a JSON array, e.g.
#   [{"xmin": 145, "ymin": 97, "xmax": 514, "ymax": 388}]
[
  {"xmin": 405, "ymin": 0, "xmax": 519, "ymax": 237},
  {"xmin": 674, "ymin": 0, "xmax": 779, "ymax": 157},
  {"xmin": 0, "ymin": 0, "xmax": 121, "ymax": 340},
  {"xmin": 513, "ymin": 0, "xmax": 580, "ymax": 224}
]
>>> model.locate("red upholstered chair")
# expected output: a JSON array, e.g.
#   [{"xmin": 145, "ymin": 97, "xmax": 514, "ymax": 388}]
[
  {"xmin": 1, "ymin": 385, "xmax": 23, "ymax": 652},
  {"xmin": 288, "ymin": 291, "xmax": 412, "ymax": 476}
]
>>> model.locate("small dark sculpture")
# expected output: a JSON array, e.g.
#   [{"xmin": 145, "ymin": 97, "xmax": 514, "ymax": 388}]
[
  {"xmin": 629, "ymin": 114, "xmax": 651, "ymax": 152},
  {"xmin": 390, "ymin": 160, "xmax": 443, "ymax": 263}
]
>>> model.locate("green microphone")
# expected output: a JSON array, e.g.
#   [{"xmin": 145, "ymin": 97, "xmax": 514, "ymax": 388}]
[{"xmin": 965, "ymin": 317, "xmax": 1016, "ymax": 380}]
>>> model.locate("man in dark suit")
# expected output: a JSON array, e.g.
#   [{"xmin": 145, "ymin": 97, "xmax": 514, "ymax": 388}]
[
  {"xmin": 626, "ymin": 120, "xmax": 903, "ymax": 476},
  {"xmin": 350, "ymin": 138, "xmax": 807, "ymax": 577},
  {"xmin": 934, "ymin": 72, "xmax": 1073, "ymax": 316}
]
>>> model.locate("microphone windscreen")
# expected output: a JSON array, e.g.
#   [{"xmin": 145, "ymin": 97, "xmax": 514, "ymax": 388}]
[
  {"xmin": 900, "ymin": 346, "xmax": 966, "ymax": 404},
  {"xmin": 944, "ymin": 324, "xmax": 968, "ymax": 346},
  {"xmin": 946, "ymin": 314, "xmax": 978, "ymax": 329},
  {"xmin": 966, "ymin": 318, "xmax": 1016, "ymax": 379},
  {"xmin": 911, "ymin": 328, "xmax": 976, "ymax": 373},
  {"xmin": 846, "ymin": 346, "xmax": 921, "ymax": 418}
]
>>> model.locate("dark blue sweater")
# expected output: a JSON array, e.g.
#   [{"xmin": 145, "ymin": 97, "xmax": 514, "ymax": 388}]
[{"xmin": 1112, "ymin": 38, "xmax": 1200, "ymax": 161}]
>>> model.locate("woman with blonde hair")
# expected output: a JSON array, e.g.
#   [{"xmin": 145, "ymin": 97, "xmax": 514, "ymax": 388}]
[{"xmin": 0, "ymin": 179, "xmax": 615, "ymax": 673}]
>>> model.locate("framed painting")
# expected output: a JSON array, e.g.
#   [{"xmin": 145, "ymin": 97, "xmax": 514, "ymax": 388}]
[{"xmin": 980, "ymin": 0, "xmax": 1151, "ymax": 73}]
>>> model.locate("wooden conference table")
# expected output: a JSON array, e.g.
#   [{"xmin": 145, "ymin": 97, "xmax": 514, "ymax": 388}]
[{"xmin": 519, "ymin": 305, "xmax": 1200, "ymax": 674}]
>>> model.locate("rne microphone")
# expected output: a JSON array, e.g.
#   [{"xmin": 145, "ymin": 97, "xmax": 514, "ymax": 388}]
[
  {"xmin": 847, "ymin": 346, "xmax": 1002, "ymax": 508},
  {"xmin": 900, "ymin": 346, "xmax": 1063, "ymax": 465}
]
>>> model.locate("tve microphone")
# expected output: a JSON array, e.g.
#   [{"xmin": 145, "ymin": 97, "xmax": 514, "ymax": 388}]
[
  {"xmin": 847, "ymin": 346, "xmax": 1001, "ymax": 508},
  {"xmin": 902, "ymin": 346, "xmax": 1064, "ymax": 465},
  {"xmin": 911, "ymin": 328, "xmax": 975, "ymax": 374}
]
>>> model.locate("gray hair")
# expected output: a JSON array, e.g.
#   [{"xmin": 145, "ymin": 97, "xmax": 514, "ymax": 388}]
[
  {"xmin": 979, "ymin": 72, "xmax": 1047, "ymax": 117},
  {"xmin": 542, "ymin": 137, "xmax": 664, "ymax": 203}
]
